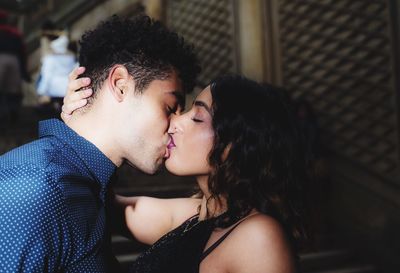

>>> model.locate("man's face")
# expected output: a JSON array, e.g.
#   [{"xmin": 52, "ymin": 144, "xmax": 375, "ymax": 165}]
[{"xmin": 117, "ymin": 71, "xmax": 183, "ymax": 174}]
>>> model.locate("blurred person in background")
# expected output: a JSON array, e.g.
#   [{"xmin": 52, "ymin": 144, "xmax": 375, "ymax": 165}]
[
  {"xmin": 36, "ymin": 20, "xmax": 78, "ymax": 114},
  {"xmin": 0, "ymin": 9, "xmax": 30, "ymax": 127}
]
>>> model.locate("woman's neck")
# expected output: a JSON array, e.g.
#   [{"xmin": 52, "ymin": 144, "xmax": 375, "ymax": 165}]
[{"xmin": 196, "ymin": 175, "xmax": 227, "ymax": 221}]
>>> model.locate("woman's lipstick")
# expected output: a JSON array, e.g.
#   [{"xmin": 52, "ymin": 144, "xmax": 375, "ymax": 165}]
[
  {"xmin": 167, "ymin": 136, "xmax": 176, "ymax": 149},
  {"xmin": 165, "ymin": 135, "xmax": 176, "ymax": 159}
]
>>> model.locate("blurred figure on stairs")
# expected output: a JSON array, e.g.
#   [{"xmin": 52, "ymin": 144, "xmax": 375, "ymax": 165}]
[
  {"xmin": 0, "ymin": 9, "xmax": 30, "ymax": 129},
  {"xmin": 36, "ymin": 20, "xmax": 78, "ymax": 115}
]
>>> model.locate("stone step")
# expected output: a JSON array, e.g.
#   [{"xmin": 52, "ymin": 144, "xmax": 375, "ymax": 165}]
[
  {"xmin": 300, "ymin": 249, "xmax": 353, "ymax": 272},
  {"xmin": 300, "ymin": 250, "xmax": 377, "ymax": 273},
  {"xmin": 112, "ymin": 235, "xmax": 144, "ymax": 272},
  {"xmin": 308, "ymin": 265, "xmax": 376, "ymax": 273}
]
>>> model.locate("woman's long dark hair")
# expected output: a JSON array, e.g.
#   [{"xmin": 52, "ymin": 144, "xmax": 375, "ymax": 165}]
[{"xmin": 207, "ymin": 75, "xmax": 308, "ymax": 248}]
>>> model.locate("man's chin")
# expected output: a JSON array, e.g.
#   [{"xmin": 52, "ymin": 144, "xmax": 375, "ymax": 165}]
[{"xmin": 146, "ymin": 164, "xmax": 162, "ymax": 175}]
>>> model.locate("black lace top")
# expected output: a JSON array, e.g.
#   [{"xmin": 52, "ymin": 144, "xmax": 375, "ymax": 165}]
[{"xmin": 130, "ymin": 214, "xmax": 242, "ymax": 273}]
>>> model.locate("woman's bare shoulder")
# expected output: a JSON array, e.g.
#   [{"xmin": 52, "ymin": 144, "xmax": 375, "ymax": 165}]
[
  {"xmin": 237, "ymin": 213, "xmax": 287, "ymax": 237},
  {"xmin": 224, "ymin": 213, "xmax": 296, "ymax": 273}
]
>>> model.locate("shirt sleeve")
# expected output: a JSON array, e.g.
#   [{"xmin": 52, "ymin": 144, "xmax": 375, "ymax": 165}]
[{"xmin": 0, "ymin": 166, "xmax": 68, "ymax": 272}]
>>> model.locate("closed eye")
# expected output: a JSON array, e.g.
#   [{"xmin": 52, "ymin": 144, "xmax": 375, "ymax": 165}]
[
  {"xmin": 191, "ymin": 118, "xmax": 203, "ymax": 123},
  {"xmin": 167, "ymin": 105, "xmax": 178, "ymax": 115}
]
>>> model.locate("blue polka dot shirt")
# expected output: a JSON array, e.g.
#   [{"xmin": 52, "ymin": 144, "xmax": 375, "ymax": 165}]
[{"xmin": 0, "ymin": 119, "xmax": 118, "ymax": 272}]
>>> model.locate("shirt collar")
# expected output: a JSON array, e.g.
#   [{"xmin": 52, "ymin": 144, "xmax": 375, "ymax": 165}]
[{"xmin": 39, "ymin": 119, "xmax": 116, "ymax": 200}]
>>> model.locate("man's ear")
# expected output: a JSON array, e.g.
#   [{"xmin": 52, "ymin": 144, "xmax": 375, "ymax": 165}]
[{"xmin": 107, "ymin": 65, "xmax": 133, "ymax": 102}]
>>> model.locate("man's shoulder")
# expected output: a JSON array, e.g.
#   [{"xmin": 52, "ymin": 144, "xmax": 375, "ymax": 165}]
[
  {"xmin": 0, "ymin": 137, "xmax": 62, "ymax": 170},
  {"xmin": 0, "ymin": 162, "xmax": 65, "ymax": 213},
  {"xmin": 0, "ymin": 137, "xmax": 90, "ymax": 195},
  {"xmin": 0, "ymin": 138, "xmax": 72, "ymax": 191}
]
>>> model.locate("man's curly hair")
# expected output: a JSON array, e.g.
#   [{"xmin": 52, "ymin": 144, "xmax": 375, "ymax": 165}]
[{"xmin": 78, "ymin": 15, "xmax": 200, "ymax": 102}]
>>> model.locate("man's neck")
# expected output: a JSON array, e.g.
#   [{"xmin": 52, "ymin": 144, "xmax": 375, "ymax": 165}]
[{"xmin": 67, "ymin": 110, "xmax": 122, "ymax": 167}]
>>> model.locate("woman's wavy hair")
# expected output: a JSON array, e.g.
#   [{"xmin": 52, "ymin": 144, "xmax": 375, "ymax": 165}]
[{"xmin": 207, "ymin": 75, "xmax": 308, "ymax": 247}]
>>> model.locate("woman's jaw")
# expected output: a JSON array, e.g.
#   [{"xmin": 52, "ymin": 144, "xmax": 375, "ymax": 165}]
[{"xmin": 165, "ymin": 135, "xmax": 228, "ymax": 219}]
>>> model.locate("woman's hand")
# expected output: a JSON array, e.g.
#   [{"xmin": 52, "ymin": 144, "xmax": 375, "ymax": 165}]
[{"xmin": 60, "ymin": 66, "xmax": 93, "ymax": 123}]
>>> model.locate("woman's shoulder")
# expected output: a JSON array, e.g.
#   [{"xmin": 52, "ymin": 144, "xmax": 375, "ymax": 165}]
[
  {"xmin": 222, "ymin": 212, "xmax": 296, "ymax": 272},
  {"xmin": 237, "ymin": 212, "xmax": 286, "ymax": 236},
  {"xmin": 227, "ymin": 212, "xmax": 289, "ymax": 247}
]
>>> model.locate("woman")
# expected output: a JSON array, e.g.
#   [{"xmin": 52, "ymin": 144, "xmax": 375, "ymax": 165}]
[{"xmin": 62, "ymin": 68, "xmax": 307, "ymax": 273}]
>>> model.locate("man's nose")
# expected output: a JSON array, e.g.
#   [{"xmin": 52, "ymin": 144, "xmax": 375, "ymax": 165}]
[
  {"xmin": 168, "ymin": 115, "xmax": 177, "ymax": 134},
  {"xmin": 168, "ymin": 114, "xmax": 182, "ymax": 134}
]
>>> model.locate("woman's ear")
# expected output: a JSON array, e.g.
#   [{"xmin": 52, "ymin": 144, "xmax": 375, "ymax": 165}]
[
  {"xmin": 107, "ymin": 65, "xmax": 133, "ymax": 102},
  {"xmin": 221, "ymin": 143, "xmax": 232, "ymax": 162}
]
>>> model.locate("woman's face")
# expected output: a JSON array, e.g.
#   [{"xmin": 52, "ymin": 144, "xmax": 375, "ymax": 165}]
[{"xmin": 165, "ymin": 86, "xmax": 214, "ymax": 176}]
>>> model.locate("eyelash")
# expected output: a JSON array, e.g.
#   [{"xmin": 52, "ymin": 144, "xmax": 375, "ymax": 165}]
[
  {"xmin": 167, "ymin": 106, "xmax": 177, "ymax": 115},
  {"xmin": 191, "ymin": 118, "xmax": 203, "ymax": 123}
]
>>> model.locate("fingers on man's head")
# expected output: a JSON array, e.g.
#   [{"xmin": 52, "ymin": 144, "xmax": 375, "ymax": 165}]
[
  {"xmin": 62, "ymin": 99, "xmax": 88, "ymax": 115},
  {"xmin": 68, "ymin": 78, "xmax": 91, "ymax": 95},
  {"xmin": 63, "ymin": 89, "xmax": 92, "ymax": 105},
  {"xmin": 68, "ymin": 66, "xmax": 85, "ymax": 81}
]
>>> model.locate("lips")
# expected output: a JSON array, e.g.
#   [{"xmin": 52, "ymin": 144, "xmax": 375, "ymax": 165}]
[
  {"xmin": 167, "ymin": 135, "xmax": 176, "ymax": 149},
  {"xmin": 164, "ymin": 135, "xmax": 176, "ymax": 159}
]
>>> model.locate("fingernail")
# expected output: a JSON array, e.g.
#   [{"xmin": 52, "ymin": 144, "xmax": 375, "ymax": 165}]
[{"xmin": 83, "ymin": 78, "xmax": 91, "ymax": 84}]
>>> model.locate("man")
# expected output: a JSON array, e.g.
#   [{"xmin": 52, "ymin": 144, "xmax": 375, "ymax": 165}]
[{"xmin": 0, "ymin": 15, "xmax": 199, "ymax": 272}]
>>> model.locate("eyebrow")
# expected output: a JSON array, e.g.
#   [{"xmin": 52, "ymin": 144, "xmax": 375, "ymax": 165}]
[{"xmin": 193, "ymin": 100, "xmax": 212, "ymax": 115}]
